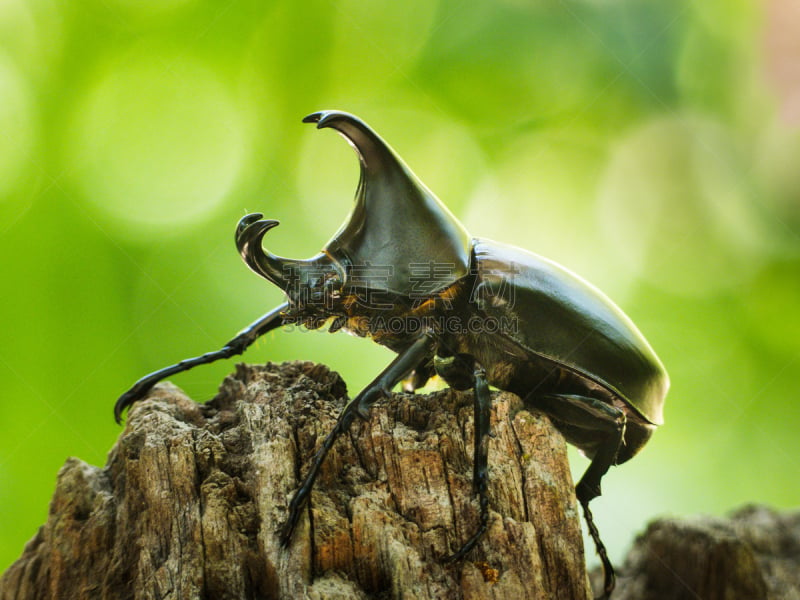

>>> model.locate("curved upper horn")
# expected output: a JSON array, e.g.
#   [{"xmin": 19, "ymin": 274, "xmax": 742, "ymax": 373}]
[
  {"xmin": 303, "ymin": 110, "xmax": 472, "ymax": 297},
  {"xmin": 303, "ymin": 111, "xmax": 400, "ymax": 171}
]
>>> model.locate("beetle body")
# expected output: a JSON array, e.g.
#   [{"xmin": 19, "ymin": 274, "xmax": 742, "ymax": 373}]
[
  {"xmin": 280, "ymin": 234, "xmax": 665, "ymax": 460},
  {"xmin": 469, "ymin": 239, "xmax": 665, "ymax": 458},
  {"xmin": 117, "ymin": 110, "xmax": 668, "ymax": 599}
]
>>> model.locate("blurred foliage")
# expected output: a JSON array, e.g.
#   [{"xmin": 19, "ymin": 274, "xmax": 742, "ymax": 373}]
[{"xmin": 1, "ymin": 0, "xmax": 799, "ymax": 573}]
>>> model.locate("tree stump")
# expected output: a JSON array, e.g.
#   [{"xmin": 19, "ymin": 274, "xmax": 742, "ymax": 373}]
[
  {"xmin": 610, "ymin": 505, "xmax": 800, "ymax": 600},
  {"xmin": 0, "ymin": 361, "xmax": 592, "ymax": 600}
]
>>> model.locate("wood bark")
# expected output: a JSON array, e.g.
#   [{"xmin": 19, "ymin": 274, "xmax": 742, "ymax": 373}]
[{"xmin": 0, "ymin": 361, "xmax": 592, "ymax": 600}]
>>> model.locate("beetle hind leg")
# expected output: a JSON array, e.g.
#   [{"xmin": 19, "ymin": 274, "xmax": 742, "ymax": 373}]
[
  {"xmin": 529, "ymin": 393, "xmax": 625, "ymax": 599},
  {"xmin": 580, "ymin": 498, "xmax": 614, "ymax": 600}
]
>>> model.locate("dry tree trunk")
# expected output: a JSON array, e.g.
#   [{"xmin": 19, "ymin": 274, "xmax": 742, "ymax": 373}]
[
  {"xmin": 609, "ymin": 505, "xmax": 800, "ymax": 600},
  {"xmin": 0, "ymin": 361, "xmax": 592, "ymax": 600}
]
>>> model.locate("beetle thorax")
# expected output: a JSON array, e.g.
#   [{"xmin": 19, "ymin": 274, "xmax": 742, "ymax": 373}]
[{"xmin": 286, "ymin": 279, "xmax": 471, "ymax": 352}]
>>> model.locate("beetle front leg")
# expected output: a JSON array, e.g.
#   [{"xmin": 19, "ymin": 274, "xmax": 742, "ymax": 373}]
[
  {"xmin": 114, "ymin": 302, "xmax": 289, "ymax": 423},
  {"xmin": 278, "ymin": 332, "xmax": 437, "ymax": 547},
  {"xmin": 444, "ymin": 366, "xmax": 492, "ymax": 563},
  {"xmin": 532, "ymin": 393, "xmax": 625, "ymax": 600}
]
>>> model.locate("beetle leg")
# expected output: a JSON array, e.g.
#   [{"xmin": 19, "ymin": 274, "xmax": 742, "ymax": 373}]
[
  {"xmin": 278, "ymin": 331, "xmax": 437, "ymax": 547},
  {"xmin": 113, "ymin": 302, "xmax": 289, "ymax": 423},
  {"xmin": 531, "ymin": 393, "xmax": 625, "ymax": 600},
  {"xmin": 531, "ymin": 394, "xmax": 625, "ymax": 501},
  {"xmin": 581, "ymin": 498, "xmax": 614, "ymax": 600},
  {"xmin": 443, "ymin": 366, "xmax": 491, "ymax": 563}
]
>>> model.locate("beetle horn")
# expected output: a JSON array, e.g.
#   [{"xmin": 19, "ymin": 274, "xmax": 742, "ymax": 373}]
[
  {"xmin": 303, "ymin": 110, "xmax": 471, "ymax": 296},
  {"xmin": 303, "ymin": 111, "xmax": 396, "ymax": 171},
  {"xmin": 235, "ymin": 213, "xmax": 337, "ymax": 296}
]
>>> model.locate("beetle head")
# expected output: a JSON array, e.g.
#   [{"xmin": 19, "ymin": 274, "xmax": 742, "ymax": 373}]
[{"xmin": 237, "ymin": 111, "xmax": 472, "ymax": 312}]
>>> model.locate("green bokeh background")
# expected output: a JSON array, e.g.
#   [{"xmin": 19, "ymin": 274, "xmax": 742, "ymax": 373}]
[{"xmin": 2, "ymin": 0, "xmax": 799, "ymax": 574}]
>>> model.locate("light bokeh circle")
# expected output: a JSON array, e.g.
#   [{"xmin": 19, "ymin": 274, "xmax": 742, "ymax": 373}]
[
  {"xmin": 598, "ymin": 115, "xmax": 769, "ymax": 296},
  {"xmin": 68, "ymin": 48, "xmax": 245, "ymax": 234},
  {"xmin": 462, "ymin": 129, "xmax": 627, "ymax": 298}
]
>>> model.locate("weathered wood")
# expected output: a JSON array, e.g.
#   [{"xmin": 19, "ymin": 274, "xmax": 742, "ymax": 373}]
[
  {"xmin": 610, "ymin": 505, "xmax": 800, "ymax": 600},
  {"xmin": 0, "ymin": 361, "xmax": 591, "ymax": 600}
]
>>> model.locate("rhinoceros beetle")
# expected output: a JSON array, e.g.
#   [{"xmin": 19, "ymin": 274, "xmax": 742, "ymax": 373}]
[{"xmin": 115, "ymin": 110, "xmax": 669, "ymax": 599}]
